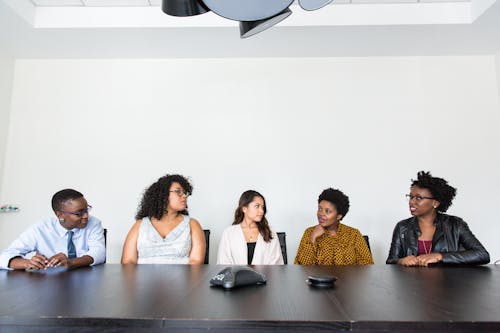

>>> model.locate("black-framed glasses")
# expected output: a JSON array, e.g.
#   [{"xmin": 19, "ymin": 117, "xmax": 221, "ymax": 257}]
[
  {"xmin": 405, "ymin": 194, "xmax": 434, "ymax": 202},
  {"xmin": 59, "ymin": 205, "xmax": 92, "ymax": 217},
  {"xmin": 169, "ymin": 189, "xmax": 190, "ymax": 198}
]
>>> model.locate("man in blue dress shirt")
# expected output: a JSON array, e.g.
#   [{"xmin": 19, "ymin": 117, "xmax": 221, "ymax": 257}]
[{"xmin": 0, "ymin": 189, "xmax": 106, "ymax": 270}]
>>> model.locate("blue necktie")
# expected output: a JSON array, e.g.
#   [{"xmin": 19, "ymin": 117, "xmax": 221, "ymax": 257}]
[{"xmin": 67, "ymin": 231, "xmax": 76, "ymax": 259}]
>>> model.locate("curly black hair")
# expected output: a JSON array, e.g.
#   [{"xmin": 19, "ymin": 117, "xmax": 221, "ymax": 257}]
[
  {"xmin": 411, "ymin": 171, "xmax": 456, "ymax": 212},
  {"xmin": 51, "ymin": 189, "xmax": 84, "ymax": 212},
  {"xmin": 318, "ymin": 188, "xmax": 350, "ymax": 220},
  {"xmin": 135, "ymin": 174, "xmax": 193, "ymax": 220}
]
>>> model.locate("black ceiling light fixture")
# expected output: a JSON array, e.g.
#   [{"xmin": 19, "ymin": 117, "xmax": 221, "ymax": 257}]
[
  {"xmin": 239, "ymin": 8, "xmax": 292, "ymax": 39},
  {"xmin": 161, "ymin": 0, "xmax": 335, "ymax": 38},
  {"xmin": 161, "ymin": 0, "xmax": 210, "ymax": 17},
  {"xmin": 201, "ymin": 0, "xmax": 293, "ymax": 39}
]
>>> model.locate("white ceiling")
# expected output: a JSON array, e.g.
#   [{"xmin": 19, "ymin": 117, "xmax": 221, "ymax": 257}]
[
  {"xmin": 25, "ymin": 1, "xmax": 475, "ymax": 6},
  {"xmin": 1, "ymin": 0, "xmax": 500, "ymax": 58},
  {"xmin": 12, "ymin": 0, "xmax": 492, "ymax": 28}
]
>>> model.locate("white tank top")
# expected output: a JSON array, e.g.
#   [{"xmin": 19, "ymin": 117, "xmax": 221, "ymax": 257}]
[{"xmin": 137, "ymin": 215, "xmax": 191, "ymax": 264}]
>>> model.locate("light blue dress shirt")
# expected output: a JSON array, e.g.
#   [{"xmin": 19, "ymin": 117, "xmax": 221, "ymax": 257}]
[{"xmin": 0, "ymin": 215, "xmax": 106, "ymax": 270}]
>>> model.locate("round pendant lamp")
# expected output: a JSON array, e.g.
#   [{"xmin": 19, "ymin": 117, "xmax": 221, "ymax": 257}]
[
  {"xmin": 240, "ymin": 7, "xmax": 292, "ymax": 39},
  {"xmin": 162, "ymin": 0, "xmax": 210, "ymax": 17},
  {"xmin": 202, "ymin": 0, "xmax": 293, "ymax": 21},
  {"xmin": 298, "ymin": 0, "xmax": 334, "ymax": 11}
]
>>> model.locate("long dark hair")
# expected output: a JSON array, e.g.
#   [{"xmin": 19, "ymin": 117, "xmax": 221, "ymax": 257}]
[
  {"xmin": 135, "ymin": 174, "xmax": 193, "ymax": 220},
  {"xmin": 233, "ymin": 190, "xmax": 273, "ymax": 242}
]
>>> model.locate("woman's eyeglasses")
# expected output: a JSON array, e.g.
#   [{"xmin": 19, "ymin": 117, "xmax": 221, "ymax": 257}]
[
  {"xmin": 405, "ymin": 194, "xmax": 434, "ymax": 202},
  {"xmin": 170, "ymin": 189, "xmax": 190, "ymax": 198}
]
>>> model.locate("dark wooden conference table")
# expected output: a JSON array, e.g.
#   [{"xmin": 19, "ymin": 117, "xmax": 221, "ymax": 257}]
[{"xmin": 1, "ymin": 264, "xmax": 499, "ymax": 332}]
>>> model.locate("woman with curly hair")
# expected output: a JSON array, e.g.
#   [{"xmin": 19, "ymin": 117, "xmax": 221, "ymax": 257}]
[
  {"xmin": 294, "ymin": 188, "xmax": 373, "ymax": 265},
  {"xmin": 386, "ymin": 171, "xmax": 489, "ymax": 266},
  {"xmin": 121, "ymin": 174, "xmax": 206, "ymax": 264},
  {"xmin": 216, "ymin": 190, "xmax": 283, "ymax": 265}
]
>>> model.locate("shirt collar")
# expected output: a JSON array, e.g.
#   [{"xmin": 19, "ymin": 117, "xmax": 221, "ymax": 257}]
[{"xmin": 53, "ymin": 216, "xmax": 84, "ymax": 237}]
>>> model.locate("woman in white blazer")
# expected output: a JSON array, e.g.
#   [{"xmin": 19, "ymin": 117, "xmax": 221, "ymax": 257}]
[{"xmin": 217, "ymin": 190, "xmax": 284, "ymax": 265}]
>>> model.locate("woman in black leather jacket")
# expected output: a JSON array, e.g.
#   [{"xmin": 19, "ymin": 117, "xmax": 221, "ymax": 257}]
[{"xmin": 386, "ymin": 171, "xmax": 489, "ymax": 266}]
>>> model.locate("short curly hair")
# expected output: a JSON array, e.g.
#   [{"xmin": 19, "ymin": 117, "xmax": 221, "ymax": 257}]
[
  {"xmin": 51, "ymin": 189, "xmax": 84, "ymax": 212},
  {"xmin": 411, "ymin": 171, "xmax": 456, "ymax": 212},
  {"xmin": 135, "ymin": 174, "xmax": 193, "ymax": 220},
  {"xmin": 318, "ymin": 188, "xmax": 350, "ymax": 220}
]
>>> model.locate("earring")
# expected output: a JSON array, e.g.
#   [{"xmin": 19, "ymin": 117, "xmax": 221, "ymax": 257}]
[
  {"xmin": 59, "ymin": 218, "xmax": 65, "ymax": 223},
  {"xmin": 433, "ymin": 206, "xmax": 437, "ymax": 209}
]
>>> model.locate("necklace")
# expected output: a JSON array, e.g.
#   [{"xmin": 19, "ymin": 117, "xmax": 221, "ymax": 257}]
[
  {"xmin": 247, "ymin": 229, "xmax": 257, "ymax": 241},
  {"xmin": 242, "ymin": 224, "xmax": 257, "ymax": 242},
  {"xmin": 422, "ymin": 240, "xmax": 432, "ymax": 254}
]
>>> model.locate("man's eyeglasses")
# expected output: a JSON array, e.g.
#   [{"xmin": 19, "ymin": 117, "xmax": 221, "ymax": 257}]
[
  {"xmin": 58, "ymin": 205, "xmax": 92, "ymax": 217},
  {"xmin": 170, "ymin": 190, "xmax": 190, "ymax": 198},
  {"xmin": 405, "ymin": 194, "xmax": 434, "ymax": 202}
]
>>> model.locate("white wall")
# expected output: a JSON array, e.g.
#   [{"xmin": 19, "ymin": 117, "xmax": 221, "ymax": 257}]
[
  {"xmin": 496, "ymin": 53, "xmax": 500, "ymax": 104},
  {"xmin": 0, "ymin": 56, "xmax": 499, "ymax": 265},
  {"xmin": 0, "ymin": 55, "xmax": 14, "ymax": 192}
]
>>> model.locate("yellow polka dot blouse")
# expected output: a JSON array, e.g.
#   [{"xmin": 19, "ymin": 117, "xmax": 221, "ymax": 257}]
[{"xmin": 294, "ymin": 223, "xmax": 374, "ymax": 265}]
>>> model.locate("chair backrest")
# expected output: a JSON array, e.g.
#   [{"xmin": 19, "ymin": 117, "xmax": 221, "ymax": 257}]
[
  {"xmin": 103, "ymin": 228, "xmax": 107, "ymax": 263},
  {"xmin": 276, "ymin": 232, "xmax": 288, "ymax": 264},
  {"xmin": 103, "ymin": 228, "xmax": 107, "ymax": 248},
  {"xmin": 203, "ymin": 229, "xmax": 210, "ymax": 264},
  {"xmin": 363, "ymin": 235, "xmax": 371, "ymax": 253}
]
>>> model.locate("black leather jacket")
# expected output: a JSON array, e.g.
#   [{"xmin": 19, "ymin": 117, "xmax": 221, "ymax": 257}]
[{"xmin": 386, "ymin": 213, "xmax": 490, "ymax": 265}]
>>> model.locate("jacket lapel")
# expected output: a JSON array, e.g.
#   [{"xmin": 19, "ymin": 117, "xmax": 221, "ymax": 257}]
[
  {"xmin": 432, "ymin": 214, "xmax": 446, "ymax": 252},
  {"xmin": 407, "ymin": 218, "xmax": 420, "ymax": 257}
]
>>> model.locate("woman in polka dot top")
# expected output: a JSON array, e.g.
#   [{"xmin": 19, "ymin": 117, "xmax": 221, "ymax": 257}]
[{"xmin": 294, "ymin": 188, "xmax": 373, "ymax": 265}]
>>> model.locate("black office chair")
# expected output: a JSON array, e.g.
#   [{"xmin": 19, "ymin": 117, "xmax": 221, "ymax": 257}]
[
  {"xmin": 363, "ymin": 235, "xmax": 371, "ymax": 253},
  {"xmin": 276, "ymin": 232, "xmax": 288, "ymax": 264},
  {"xmin": 203, "ymin": 229, "xmax": 210, "ymax": 264}
]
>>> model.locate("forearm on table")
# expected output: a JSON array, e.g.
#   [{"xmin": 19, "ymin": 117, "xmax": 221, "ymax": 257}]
[
  {"xmin": 8, "ymin": 257, "xmax": 30, "ymax": 270},
  {"xmin": 68, "ymin": 255, "xmax": 94, "ymax": 268}
]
